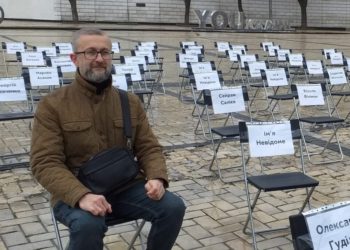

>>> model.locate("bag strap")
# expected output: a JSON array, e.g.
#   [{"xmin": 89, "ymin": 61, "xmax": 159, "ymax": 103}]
[{"xmin": 118, "ymin": 89, "xmax": 133, "ymax": 150}]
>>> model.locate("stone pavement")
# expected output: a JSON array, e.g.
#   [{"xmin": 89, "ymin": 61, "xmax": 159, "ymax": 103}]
[{"xmin": 0, "ymin": 20, "xmax": 350, "ymax": 250}]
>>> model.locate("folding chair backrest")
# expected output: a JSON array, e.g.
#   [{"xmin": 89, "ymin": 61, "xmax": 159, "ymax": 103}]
[
  {"xmin": 112, "ymin": 42, "xmax": 121, "ymax": 54},
  {"xmin": 180, "ymin": 41, "xmax": 197, "ymax": 48},
  {"xmin": 214, "ymin": 41, "xmax": 231, "ymax": 52},
  {"xmin": 176, "ymin": 53, "xmax": 202, "ymax": 69},
  {"xmin": 2, "ymin": 42, "xmax": 27, "ymax": 54},
  {"xmin": 262, "ymin": 68, "xmax": 290, "ymax": 87},
  {"xmin": 305, "ymin": 60, "xmax": 324, "ymax": 75},
  {"xmin": 113, "ymin": 64, "xmax": 143, "ymax": 82},
  {"xmin": 52, "ymin": 42, "xmax": 73, "ymax": 55},
  {"xmin": 188, "ymin": 61, "xmax": 216, "ymax": 74},
  {"xmin": 277, "ymin": 49, "xmax": 292, "ymax": 62},
  {"xmin": 120, "ymin": 55, "xmax": 148, "ymax": 71},
  {"xmin": 190, "ymin": 70, "xmax": 223, "ymax": 91},
  {"xmin": 322, "ymin": 48, "xmax": 337, "ymax": 59},
  {"xmin": 260, "ymin": 41, "xmax": 274, "ymax": 52},
  {"xmin": 325, "ymin": 67, "xmax": 348, "ymax": 85},
  {"xmin": 18, "ymin": 51, "xmax": 46, "ymax": 67},
  {"xmin": 286, "ymin": 53, "xmax": 305, "ymax": 67},
  {"xmin": 210, "ymin": 86, "xmax": 249, "ymax": 114},
  {"xmin": 131, "ymin": 49, "xmax": 156, "ymax": 64},
  {"xmin": 238, "ymin": 54, "xmax": 258, "ymax": 68},
  {"xmin": 22, "ymin": 67, "xmax": 62, "ymax": 88},
  {"xmin": 326, "ymin": 51, "xmax": 344, "ymax": 66},
  {"xmin": 182, "ymin": 46, "xmax": 204, "ymax": 56},
  {"xmin": 225, "ymin": 48, "xmax": 246, "ymax": 62},
  {"xmin": 33, "ymin": 46, "xmax": 57, "ymax": 57},
  {"xmin": 46, "ymin": 56, "xmax": 76, "ymax": 73},
  {"xmin": 246, "ymin": 60, "xmax": 267, "ymax": 78},
  {"xmin": 112, "ymin": 73, "xmax": 132, "ymax": 91}
]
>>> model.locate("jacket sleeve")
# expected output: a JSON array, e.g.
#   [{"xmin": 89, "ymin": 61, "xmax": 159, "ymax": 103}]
[
  {"xmin": 30, "ymin": 97, "xmax": 90, "ymax": 207},
  {"xmin": 131, "ymin": 95, "xmax": 169, "ymax": 187}
]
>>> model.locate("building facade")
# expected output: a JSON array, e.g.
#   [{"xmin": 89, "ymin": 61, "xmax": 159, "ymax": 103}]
[{"xmin": 2, "ymin": 0, "xmax": 350, "ymax": 28}]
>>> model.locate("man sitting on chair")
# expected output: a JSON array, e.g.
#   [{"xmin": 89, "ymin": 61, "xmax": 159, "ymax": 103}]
[{"xmin": 30, "ymin": 28, "xmax": 186, "ymax": 250}]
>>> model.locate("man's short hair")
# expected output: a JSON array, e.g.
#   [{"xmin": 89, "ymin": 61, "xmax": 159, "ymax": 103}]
[{"xmin": 72, "ymin": 28, "xmax": 108, "ymax": 52}]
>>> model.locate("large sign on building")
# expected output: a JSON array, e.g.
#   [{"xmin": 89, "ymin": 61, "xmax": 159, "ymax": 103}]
[{"xmin": 194, "ymin": 9, "xmax": 291, "ymax": 31}]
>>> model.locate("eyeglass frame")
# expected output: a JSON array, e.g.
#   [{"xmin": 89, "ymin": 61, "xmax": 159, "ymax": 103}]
[{"xmin": 75, "ymin": 49, "xmax": 114, "ymax": 60}]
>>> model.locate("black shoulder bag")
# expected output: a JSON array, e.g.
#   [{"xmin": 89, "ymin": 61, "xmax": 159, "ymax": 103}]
[{"xmin": 77, "ymin": 90, "xmax": 139, "ymax": 195}]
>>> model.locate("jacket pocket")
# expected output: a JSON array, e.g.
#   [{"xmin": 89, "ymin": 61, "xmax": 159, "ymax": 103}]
[
  {"xmin": 113, "ymin": 118, "xmax": 137, "ymax": 145},
  {"xmin": 62, "ymin": 121, "xmax": 96, "ymax": 162}
]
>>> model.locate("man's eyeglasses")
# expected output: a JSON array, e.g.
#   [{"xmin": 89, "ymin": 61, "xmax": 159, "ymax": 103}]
[{"xmin": 75, "ymin": 49, "xmax": 114, "ymax": 60}]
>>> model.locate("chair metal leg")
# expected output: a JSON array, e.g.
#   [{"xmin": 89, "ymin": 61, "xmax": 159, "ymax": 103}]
[
  {"xmin": 127, "ymin": 219, "xmax": 146, "ymax": 250},
  {"xmin": 50, "ymin": 207, "xmax": 64, "ymax": 250}
]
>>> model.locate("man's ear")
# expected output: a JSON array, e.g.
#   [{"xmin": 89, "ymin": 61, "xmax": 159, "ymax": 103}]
[{"xmin": 70, "ymin": 53, "xmax": 78, "ymax": 66}]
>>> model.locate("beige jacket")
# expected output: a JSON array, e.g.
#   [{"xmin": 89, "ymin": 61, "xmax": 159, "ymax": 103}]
[{"xmin": 30, "ymin": 73, "xmax": 168, "ymax": 207}]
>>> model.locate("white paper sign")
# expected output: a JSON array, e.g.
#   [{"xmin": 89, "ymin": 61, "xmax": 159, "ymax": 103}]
[
  {"xmin": 288, "ymin": 53, "xmax": 304, "ymax": 66},
  {"xmin": 21, "ymin": 52, "xmax": 45, "ymax": 66},
  {"xmin": 227, "ymin": 50, "xmax": 239, "ymax": 62},
  {"xmin": 123, "ymin": 56, "xmax": 147, "ymax": 69},
  {"xmin": 0, "ymin": 77, "xmax": 27, "ymax": 101},
  {"xmin": 327, "ymin": 67, "xmax": 347, "ymax": 85},
  {"xmin": 112, "ymin": 42, "xmax": 120, "ymax": 53},
  {"xmin": 50, "ymin": 56, "xmax": 76, "ymax": 73},
  {"xmin": 114, "ymin": 64, "xmax": 141, "ymax": 81},
  {"xmin": 268, "ymin": 45, "xmax": 280, "ymax": 56},
  {"xmin": 193, "ymin": 71, "xmax": 221, "ymax": 91},
  {"xmin": 277, "ymin": 49, "xmax": 291, "ymax": 61},
  {"xmin": 190, "ymin": 62, "xmax": 213, "ymax": 74},
  {"xmin": 112, "ymin": 74, "xmax": 128, "ymax": 91},
  {"xmin": 140, "ymin": 41, "xmax": 156, "ymax": 47},
  {"xmin": 29, "ymin": 67, "xmax": 60, "ymax": 87},
  {"xmin": 136, "ymin": 46, "xmax": 154, "ymax": 52},
  {"xmin": 265, "ymin": 68, "xmax": 288, "ymax": 87},
  {"xmin": 297, "ymin": 84, "xmax": 325, "ymax": 106},
  {"xmin": 240, "ymin": 54, "xmax": 257, "ymax": 68},
  {"xmin": 36, "ymin": 47, "xmax": 57, "ymax": 57},
  {"xmin": 211, "ymin": 87, "xmax": 245, "ymax": 114},
  {"xmin": 179, "ymin": 54, "xmax": 199, "ymax": 68},
  {"xmin": 248, "ymin": 61, "xmax": 266, "ymax": 78},
  {"xmin": 247, "ymin": 121, "xmax": 294, "ymax": 157},
  {"xmin": 6, "ymin": 42, "xmax": 25, "ymax": 54},
  {"xmin": 184, "ymin": 48, "xmax": 202, "ymax": 56},
  {"xmin": 303, "ymin": 201, "xmax": 350, "ymax": 250},
  {"xmin": 231, "ymin": 45, "xmax": 246, "ymax": 53},
  {"xmin": 329, "ymin": 52, "xmax": 343, "ymax": 65},
  {"xmin": 262, "ymin": 42, "xmax": 274, "ymax": 51},
  {"xmin": 217, "ymin": 42, "xmax": 230, "ymax": 52},
  {"xmin": 181, "ymin": 41, "xmax": 196, "ymax": 47},
  {"xmin": 55, "ymin": 43, "xmax": 73, "ymax": 55},
  {"xmin": 306, "ymin": 60, "xmax": 323, "ymax": 75},
  {"xmin": 134, "ymin": 50, "xmax": 155, "ymax": 63},
  {"xmin": 323, "ymin": 48, "xmax": 336, "ymax": 59}
]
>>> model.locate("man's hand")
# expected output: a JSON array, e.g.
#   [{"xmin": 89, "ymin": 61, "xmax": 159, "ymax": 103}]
[
  {"xmin": 78, "ymin": 193, "xmax": 112, "ymax": 216},
  {"xmin": 145, "ymin": 179, "xmax": 165, "ymax": 200}
]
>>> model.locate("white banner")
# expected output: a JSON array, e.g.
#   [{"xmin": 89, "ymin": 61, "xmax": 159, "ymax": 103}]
[
  {"xmin": 0, "ymin": 77, "xmax": 27, "ymax": 101},
  {"xmin": 303, "ymin": 201, "xmax": 350, "ymax": 250},
  {"xmin": 6, "ymin": 42, "xmax": 25, "ymax": 54},
  {"xmin": 29, "ymin": 67, "xmax": 60, "ymax": 87},
  {"xmin": 112, "ymin": 74, "xmax": 128, "ymax": 91},
  {"xmin": 297, "ymin": 84, "xmax": 325, "ymax": 106},
  {"xmin": 211, "ymin": 87, "xmax": 245, "ymax": 114},
  {"xmin": 247, "ymin": 121, "xmax": 294, "ymax": 157},
  {"xmin": 21, "ymin": 52, "xmax": 45, "ymax": 66},
  {"xmin": 114, "ymin": 64, "xmax": 141, "ymax": 81},
  {"xmin": 265, "ymin": 68, "xmax": 288, "ymax": 87},
  {"xmin": 327, "ymin": 67, "xmax": 347, "ymax": 85},
  {"xmin": 193, "ymin": 71, "xmax": 221, "ymax": 90}
]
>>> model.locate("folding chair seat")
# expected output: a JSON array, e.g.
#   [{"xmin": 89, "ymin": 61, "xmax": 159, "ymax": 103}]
[
  {"xmin": 204, "ymin": 86, "xmax": 252, "ymax": 182},
  {"xmin": 239, "ymin": 119, "xmax": 319, "ymax": 250},
  {"xmin": 50, "ymin": 206, "xmax": 146, "ymax": 250},
  {"xmin": 292, "ymin": 83, "xmax": 345, "ymax": 164},
  {"xmin": 1, "ymin": 41, "xmax": 27, "ymax": 77},
  {"xmin": 0, "ymin": 76, "xmax": 34, "ymax": 170}
]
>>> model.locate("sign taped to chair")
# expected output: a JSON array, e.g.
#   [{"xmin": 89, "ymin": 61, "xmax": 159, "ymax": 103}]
[
  {"xmin": 21, "ymin": 52, "xmax": 45, "ymax": 66},
  {"xmin": 327, "ymin": 67, "xmax": 347, "ymax": 85},
  {"xmin": 193, "ymin": 71, "xmax": 221, "ymax": 90},
  {"xmin": 6, "ymin": 42, "xmax": 25, "ymax": 54},
  {"xmin": 0, "ymin": 77, "xmax": 27, "ymax": 101},
  {"xmin": 296, "ymin": 84, "xmax": 325, "ymax": 106},
  {"xmin": 29, "ymin": 67, "xmax": 60, "ymax": 87},
  {"xmin": 303, "ymin": 201, "xmax": 350, "ymax": 250},
  {"xmin": 247, "ymin": 121, "xmax": 294, "ymax": 157},
  {"xmin": 112, "ymin": 74, "xmax": 128, "ymax": 91},
  {"xmin": 265, "ymin": 68, "xmax": 288, "ymax": 87},
  {"xmin": 211, "ymin": 87, "xmax": 245, "ymax": 114}
]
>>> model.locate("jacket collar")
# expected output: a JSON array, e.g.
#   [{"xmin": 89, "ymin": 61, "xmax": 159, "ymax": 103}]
[{"xmin": 72, "ymin": 72, "xmax": 113, "ymax": 99}]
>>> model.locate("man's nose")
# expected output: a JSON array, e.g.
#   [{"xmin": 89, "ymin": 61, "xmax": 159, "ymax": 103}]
[{"xmin": 95, "ymin": 52, "xmax": 104, "ymax": 61}]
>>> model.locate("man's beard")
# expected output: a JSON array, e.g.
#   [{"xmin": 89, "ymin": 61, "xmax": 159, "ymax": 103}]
[{"xmin": 82, "ymin": 64, "xmax": 112, "ymax": 83}]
